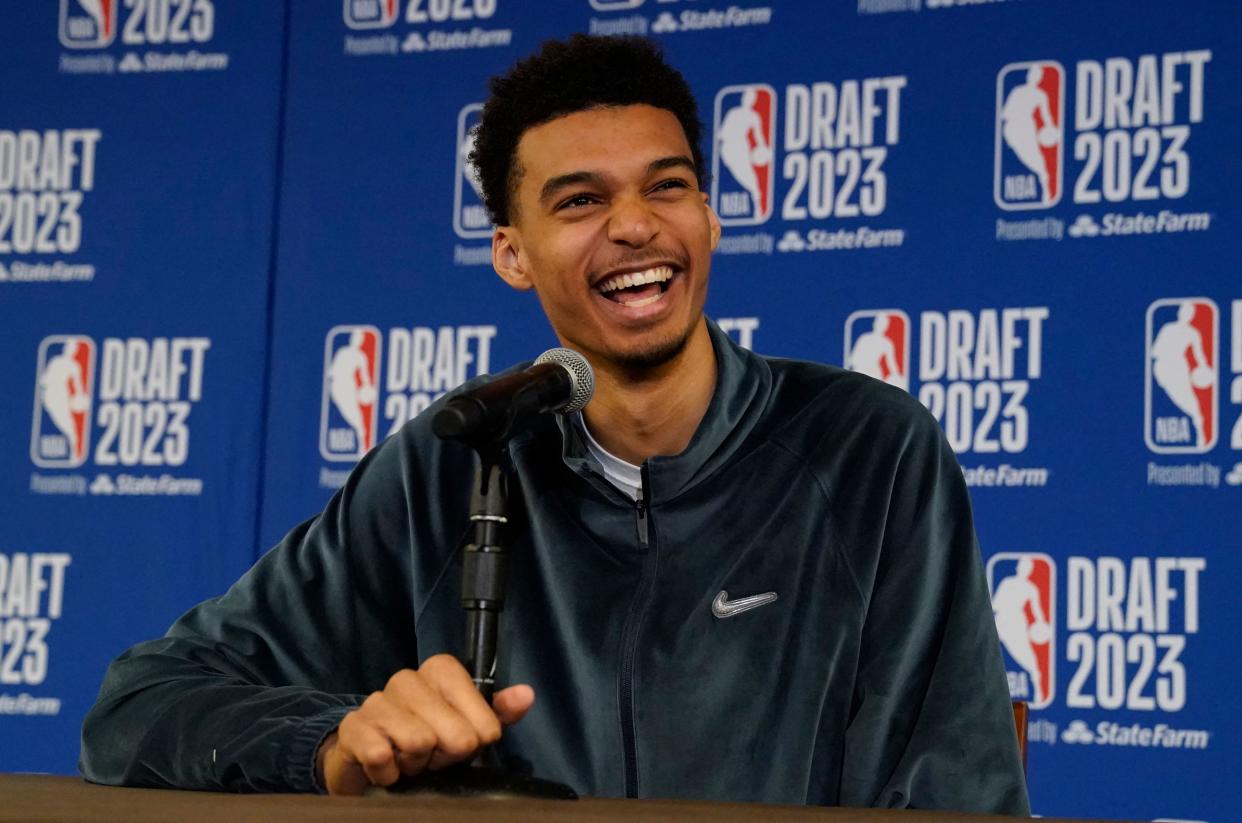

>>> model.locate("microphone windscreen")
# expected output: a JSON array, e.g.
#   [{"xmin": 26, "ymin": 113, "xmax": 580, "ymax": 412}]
[{"xmin": 533, "ymin": 348, "xmax": 594, "ymax": 413}]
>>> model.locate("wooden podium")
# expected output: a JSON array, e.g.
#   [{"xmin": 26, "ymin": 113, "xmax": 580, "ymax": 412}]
[{"xmin": 0, "ymin": 775, "xmax": 1108, "ymax": 823}]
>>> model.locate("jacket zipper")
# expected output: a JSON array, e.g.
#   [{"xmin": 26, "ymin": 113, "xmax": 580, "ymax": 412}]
[{"xmin": 619, "ymin": 466, "xmax": 655, "ymax": 798}]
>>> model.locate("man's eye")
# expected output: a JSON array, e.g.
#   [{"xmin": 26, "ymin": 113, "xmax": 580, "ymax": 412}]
[
  {"xmin": 651, "ymin": 178, "xmax": 691, "ymax": 194},
  {"xmin": 557, "ymin": 193, "xmax": 597, "ymax": 210}
]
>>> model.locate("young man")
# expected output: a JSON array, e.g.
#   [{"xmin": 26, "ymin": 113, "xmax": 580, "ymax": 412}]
[{"xmin": 81, "ymin": 36, "xmax": 1030, "ymax": 814}]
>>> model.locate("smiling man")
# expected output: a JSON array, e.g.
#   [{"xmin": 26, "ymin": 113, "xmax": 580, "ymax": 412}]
[
  {"xmin": 81, "ymin": 36, "xmax": 1029, "ymax": 815},
  {"xmin": 490, "ymin": 108, "xmax": 719, "ymax": 467}
]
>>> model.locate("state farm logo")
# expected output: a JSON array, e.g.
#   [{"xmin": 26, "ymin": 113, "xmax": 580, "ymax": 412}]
[
  {"xmin": 711, "ymin": 85, "xmax": 776, "ymax": 227},
  {"xmin": 993, "ymin": 51, "xmax": 1214, "ymax": 241},
  {"xmin": 995, "ymin": 61, "xmax": 1064, "ymax": 209},
  {"xmin": 987, "ymin": 552, "xmax": 1056, "ymax": 709},
  {"xmin": 843, "ymin": 309, "xmax": 909, "ymax": 391},
  {"xmin": 320, "ymin": 326, "xmax": 382, "ymax": 462},
  {"xmin": 29, "ymin": 335, "xmax": 211, "ymax": 496},
  {"xmin": 31, "ymin": 336, "xmax": 96, "ymax": 468},
  {"xmin": 1145, "ymin": 298, "xmax": 1217, "ymax": 454},
  {"xmin": 1060, "ymin": 719, "xmax": 1209, "ymax": 750},
  {"xmin": 711, "ymin": 77, "xmax": 904, "ymax": 226},
  {"xmin": 60, "ymin": 0, "xmax": 118, "ymax": 48},
  {"xmin": 586, "ymin": 0, "xmax": 773, "ymax": 34},
  {"xmin": 316, "ymin": 324, "xmax": 498, "ymax": 478},
  {"xmin": 344, "ymin": 0, "xmax": 400, "ymax": 29},
  {"xmin": 453, "ymin": 103, "xmax": 490, "ymax": 240},
  {"xmin": 708, "ymin": 77, "xmax": 908, "ymax": 255}
]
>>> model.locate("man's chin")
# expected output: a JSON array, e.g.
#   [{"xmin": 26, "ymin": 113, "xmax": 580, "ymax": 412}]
[{"xmin": 608, "ymin": 328, "xmax": 694, "ymax": 372}]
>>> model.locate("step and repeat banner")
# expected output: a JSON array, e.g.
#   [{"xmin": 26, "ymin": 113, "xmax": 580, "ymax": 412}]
[
  {"xmin": 0, "ymin": 0, "xmax": 287, "ymax": 776},
  {"xmin": 2, "ymin": 1, "xmax": 1238, "ymax": 820}
]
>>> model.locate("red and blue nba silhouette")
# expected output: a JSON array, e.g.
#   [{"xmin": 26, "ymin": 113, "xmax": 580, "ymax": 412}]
[
  {"xmin": 343, "ymin": 0, "xmax": 398, "ymax": 29},
  {"xmin": 996, "ymin": 61, "xmax": 1063, "ymax": 209},
  {"xmin": 712, "ymin": 85, "xmax": 776, "ymax": 225},
  {"xmin": 62, "ymin": 0, "xmax": 117, "ymax": 48},
  {"xmin": 1147, "ymin": 298, "xmax": 1217, "ymax": 452},
  {"xmin": 988, "ymin": 552, "xmax": 1055, "ymax": 709},
  {"xmin": 321, "ymin": 327, "xmax": 380, "ymax": 461},
  {"xmin": 845, "ymin": 310, "xmax": 910, "ymax": 391},
  {"xmin": 33, "ymin": 336, "xmax": 96, "ymax": 467},
  {"xmin": 454, "ymin": 103, "xmax": 491, "ymax": 239}
]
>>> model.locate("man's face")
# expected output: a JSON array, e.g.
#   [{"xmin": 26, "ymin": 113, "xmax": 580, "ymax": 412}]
[{"xmin": 492, "ymin": 104, "xmax": 720, "ymax": 370}]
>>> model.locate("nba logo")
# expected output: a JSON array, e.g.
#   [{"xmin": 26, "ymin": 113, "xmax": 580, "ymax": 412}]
[
  {"xmin": 987, "ymin": 552, "xmax": 1055, "ymax": 709},
  {"xmin": 31, "ymin": 335, "xmax": 96, "ymax": 468},
  {"xmin": 59, "ymin": 0, "xmax": 118, "ymax": 48},
  {"xmin": 343, "ymin": 0, "xmax": 399, "ymax": 29},
  {"xmin": 711, "ymin": 84, "xmax": 777, "ymax": 226},
  {"xmin": 453, "ymin": 104, "xmax": 492, "ymax": 240},
  {"xmin": 320, "ymin": 326, "xmax": 382, "ymax": 462},
  {"xmin": 843, "ymin": 310, "xmax": 910, "ymax": 391},
  {"xmin": 994, "ymin": 60, "xmax": 1064, "ymax": 210},
  {"xmin": 1146, "ymin": 298, "xmax": 1218, "ymax": 453}
]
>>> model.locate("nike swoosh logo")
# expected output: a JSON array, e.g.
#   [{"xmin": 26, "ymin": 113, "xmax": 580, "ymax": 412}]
[{"xmin": 712, "ymin": 590, "xmax": 778, "ymax": 619}]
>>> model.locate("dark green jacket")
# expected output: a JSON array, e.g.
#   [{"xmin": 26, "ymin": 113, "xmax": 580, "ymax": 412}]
[{"xmin": 80, "ymin": 322, "xmax": 1030, "ymax": 814}]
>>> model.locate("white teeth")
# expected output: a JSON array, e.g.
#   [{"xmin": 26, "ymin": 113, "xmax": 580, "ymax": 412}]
[
  {"xmin": 624, "ymin": 293, "xmax": 663, "ymax": 308},
  {"xmin": 598, "ymin": 265, "xmax": 673, "ymax": 293}
]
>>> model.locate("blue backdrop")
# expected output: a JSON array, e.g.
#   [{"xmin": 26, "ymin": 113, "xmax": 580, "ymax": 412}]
[{"xmin": 2, "ymin": 2, "xmax": 1238, "ymax": 820}]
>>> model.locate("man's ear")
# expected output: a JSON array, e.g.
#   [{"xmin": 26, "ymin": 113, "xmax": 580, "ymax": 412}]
[
  {"xmin": 704, "ymin": 195, "xmax": 722, "ymax": 251},
  {"xmin": 492, "ymin": 226, "xmax": 534, "ymax": 291}
]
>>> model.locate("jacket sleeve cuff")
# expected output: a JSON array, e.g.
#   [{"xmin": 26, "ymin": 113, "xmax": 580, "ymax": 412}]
[{"xmin": 283, "ymin": 705, "xmax": 357, "ymax": 793}]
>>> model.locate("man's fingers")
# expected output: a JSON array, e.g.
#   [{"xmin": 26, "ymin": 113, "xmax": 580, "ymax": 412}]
[
  {"xmin": 334, "ymin": 716, "xmax": 400, "ymax": 791},
  {"xmin": 326, "ymin": 661, "xmax": 537, "ymax": 792},
  {"xmin": 385, "ymin": 665, "xmax": 481, "ymax": 763},
  {"xmin": 394, "ymin": 747, "xmax": 433, "ymax": 777},
  {"xmin": 363, "ymin": 694, "xmax": 438, "ymax": 775},
  {"xmin": 421, "ymin": 655, "xmax": 504, "ymax": 745},
  {"xmin": 493, "ymin": 684, "xmax": 535, "ymax": 726}
]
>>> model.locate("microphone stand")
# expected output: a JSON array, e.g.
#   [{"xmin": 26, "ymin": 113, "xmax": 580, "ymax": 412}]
[{"xmin": 380, "ymin": 416, "xmax": 577, "ymax": 800}]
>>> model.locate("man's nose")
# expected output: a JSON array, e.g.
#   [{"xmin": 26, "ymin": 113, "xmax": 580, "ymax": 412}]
[{"xmin": 606, "ymin": 195, "xmax": 659, "ymax": 248}]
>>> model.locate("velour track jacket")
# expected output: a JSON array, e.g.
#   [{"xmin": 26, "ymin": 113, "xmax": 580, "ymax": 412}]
[{"xmin": 80, "ymin": 321, "xmax": 1031, "ymax": 815}]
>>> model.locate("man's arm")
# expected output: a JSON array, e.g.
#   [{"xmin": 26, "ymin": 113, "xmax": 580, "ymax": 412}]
[
  {"xmin": 78, "ymin": 417, "xmax": 513, "ymax": 793},
  {"xmin": 835, "ymin": 398, "xmax": 1030, "ymax": 815}
]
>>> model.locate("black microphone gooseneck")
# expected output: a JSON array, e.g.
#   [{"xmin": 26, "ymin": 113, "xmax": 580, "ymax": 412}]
[
  {"xmin": 383, "ymin": 348, "xmax": 591, "ymax": 800},
  {"xmin": 436, "ymin": 348, "xmax": 593, "ymax": 706}
]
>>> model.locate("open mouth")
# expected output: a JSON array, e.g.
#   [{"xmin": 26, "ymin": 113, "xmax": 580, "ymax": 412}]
[{"xmin": 595, "ymin": 265, "xmax": 674, "ymax": 308}]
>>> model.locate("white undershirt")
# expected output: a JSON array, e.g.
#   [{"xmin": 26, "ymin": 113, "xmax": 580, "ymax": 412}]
[{"xmin": 573, "ymin": 412, "xmax": 642, "ymax": 501}]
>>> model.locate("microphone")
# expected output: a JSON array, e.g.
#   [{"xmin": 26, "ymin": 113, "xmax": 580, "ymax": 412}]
[{"xmin": 432, "ymin": 347, "xmax": 594, "ymax": 442}]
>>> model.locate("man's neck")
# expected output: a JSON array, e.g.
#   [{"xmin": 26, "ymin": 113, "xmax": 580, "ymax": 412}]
[{"xmin": 581, "ymin": 319, "xmax": 717, "ymax": 466}]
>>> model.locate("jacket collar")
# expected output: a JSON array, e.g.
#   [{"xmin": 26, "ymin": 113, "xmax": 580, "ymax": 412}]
[{"xmin": 547, "ymin": 318, "xmax": 773, "ymax": 506}]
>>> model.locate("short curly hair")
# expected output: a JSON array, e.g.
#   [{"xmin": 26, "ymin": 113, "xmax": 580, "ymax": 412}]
[{"xmin": 470, "ymin": 34, "xmax": 706, "ymax": 226}]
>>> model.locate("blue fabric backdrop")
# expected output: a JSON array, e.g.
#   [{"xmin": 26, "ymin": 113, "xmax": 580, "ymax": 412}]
[{"xmin": 1, "ymin": 2, "xmax": 1237, "ymax": 820}]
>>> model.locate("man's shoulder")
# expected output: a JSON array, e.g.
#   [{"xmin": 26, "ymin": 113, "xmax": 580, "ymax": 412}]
[
  {"xmin": 762, "ymin": 355, "xmax": 931, "ymax": 424},
  {"xmin": 757, "ymin": 355, "xmax": 940, "ymax": 459}
]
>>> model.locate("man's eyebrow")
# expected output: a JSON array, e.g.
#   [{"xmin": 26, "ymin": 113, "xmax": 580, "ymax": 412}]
[
  {"xmin": 539, "ymin": 171, "xmax": 600, "ymax": 205},
  {"xmin": 537, "ymin": 156, "xmax": 698, "ymax": 205},
  {"xmin": 647, "ymin": 155, "xmax": 696, "ymax": 176}
]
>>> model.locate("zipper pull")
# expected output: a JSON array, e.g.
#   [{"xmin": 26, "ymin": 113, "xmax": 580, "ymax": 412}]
[
  {"xmin": 636, "ymin": 465, "xmax": 650, "ymax": 549},
  {"xmin": 635, "ymin": 497, "xmax": 649, "ymax": 549}
]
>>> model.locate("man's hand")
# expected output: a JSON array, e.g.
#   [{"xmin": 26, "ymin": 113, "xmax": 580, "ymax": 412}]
[{"xmin": 316, "ymin": 654, "xmax": 535, "ymax": 795}]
